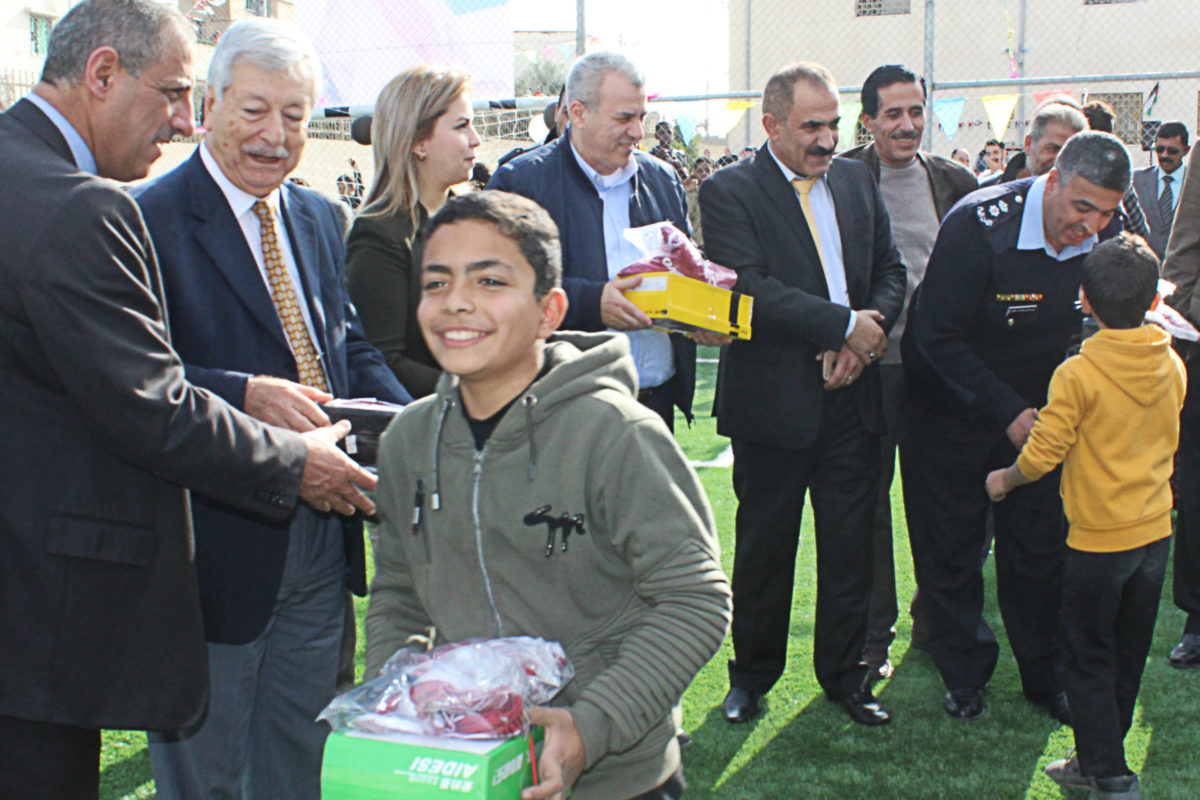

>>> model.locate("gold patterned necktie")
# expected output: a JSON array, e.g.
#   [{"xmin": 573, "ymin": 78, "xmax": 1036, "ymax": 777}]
[
  {"xmin": 251, "ymin": 199, "xmax": 329, "ymax": 392},
  {"xmin": 791, "ymin": 177, "xmax": 825, "ymax": 268}
]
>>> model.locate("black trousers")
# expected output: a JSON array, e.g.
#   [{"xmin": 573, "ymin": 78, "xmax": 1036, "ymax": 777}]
[
  {"xmin": 728, "ymin": 394, "xmax": 878, "ymax": 700},
  {"xmin": 900, "ymin": 408, "xmax": 1066, "ymax": 696},
  {"xmin": 0, "ymin": 714, "xmax": 100, "ymax": 799},
  {"xmin": 1062, "ymin": 537, "xmax": 1169, "ymax": 779},
  {"xmin": 1174, "ymin": 357, "xmax": 1200, "ymax": 635},
  {"xmin": 639, "ymin": 376, "xmax": 676, "ymax": 433},
  {"xmin": 865, "ymin": 363, "xmax": 904, "ymax": 660}
]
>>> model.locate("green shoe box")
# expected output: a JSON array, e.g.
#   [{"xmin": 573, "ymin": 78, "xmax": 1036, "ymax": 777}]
[{"xmin": 322, "ymin": 727, "xmax": 543, "ymax": 800}]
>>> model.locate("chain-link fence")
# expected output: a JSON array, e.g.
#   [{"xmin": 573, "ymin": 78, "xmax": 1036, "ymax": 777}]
[{"xmin": 4, "ymin": 0, "xmax": 1199, "ymax": 201}]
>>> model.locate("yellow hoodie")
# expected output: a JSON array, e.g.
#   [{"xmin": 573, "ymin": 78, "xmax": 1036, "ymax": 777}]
[{"xmin": 1017, "ymin": 324, "xmax": 1186, "ymax": 552}]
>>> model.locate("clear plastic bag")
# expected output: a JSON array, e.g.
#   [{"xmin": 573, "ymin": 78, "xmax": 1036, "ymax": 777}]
[
  {"xmin": 318, "ymin": 636, "xmax": 573, "ymax": 739},
  {"xmin": 618, "ymin": 221, "xmax": 738, "ymax": 289}
]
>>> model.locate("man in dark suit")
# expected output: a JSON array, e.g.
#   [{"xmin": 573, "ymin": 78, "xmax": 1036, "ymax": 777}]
[
  {"xmin": 0, "ymin": 3, "xmax": 379, "ymax": 798},
  {"xmin": 1133, "ymin": 121, "xmax": 1190, "ymax": 258},
  {"xmin": 134, "ymin": 19, "xmax": 409, "ymax": 800},
  {"xmin": 488, "ymin": 51, "xmax": 718, "ymax": 431},
  {"xmin": 700, "ymin": 61, "xmax": 906, "ymax": 726}
]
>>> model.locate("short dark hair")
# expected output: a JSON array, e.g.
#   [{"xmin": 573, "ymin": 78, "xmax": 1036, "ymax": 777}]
[
  {"xmin": 860, "ymin": 64, "xmax": 926, "ymax": 118},
  {"xmin": 1082, "ymin": 100, "xmax": 1115, "ymax": 133},
  {"xmin": 1157, "ymin": 121, "xmax": 1190, "ymax": 147},
  {"xmin": 421, "ymin": 191, "xmax": 561, "ymax": 298},
  {"xmin": 762, "ymin": 61, "xmax": 837, "ymax": 121},
  {"xmin": 41, "ymin": 0, "xmax": 190, "ymax": 85},
  {"xmin": 1081, "ymin": 232, "xmax": 1159, "ymax": 329},
  {"xmin": 985, "ymin": 139, "xmax": 1004, "ymax": 149},
  {"xmin": 1055, "ymin": 130, "xmax": 1131, "ymax": 193}
]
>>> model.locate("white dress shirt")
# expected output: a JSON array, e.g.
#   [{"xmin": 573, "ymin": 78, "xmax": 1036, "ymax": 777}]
[
  {"xmin": 1158, "ymin": 163, "xmax": 1187, "ymax": 213},
  {"xmin": 199, "ymin": 141, "xmax": 323, "ymax": 357},
  {"xmin": 1016, "ymin": 174, "xmax": 1100, "ymax": 262},
  {"xmin": 767, "ymin": 143, "xmax": 856, "ymax": 339}
]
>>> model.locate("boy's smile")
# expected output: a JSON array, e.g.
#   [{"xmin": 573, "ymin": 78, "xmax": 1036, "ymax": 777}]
[{"xmin": 418, "ymin": 219, "xmax": 566, "ymax": 418}]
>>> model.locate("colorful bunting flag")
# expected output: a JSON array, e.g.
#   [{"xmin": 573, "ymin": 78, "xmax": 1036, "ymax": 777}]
[
  {"xmin": 931, "ymin": 97, "xmax": 966, "ymax": 142},
  {"xmin": 838, "ymin": 101, "xmax": 861, "ymax": 147},
  {"xmin": 982, "ymin": 95, "xmax": 1019, "ymax": 140}
]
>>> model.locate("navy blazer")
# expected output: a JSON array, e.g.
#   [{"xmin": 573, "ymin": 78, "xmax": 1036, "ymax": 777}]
[
  {"xmin": 487, "ymin": 134, "xmax": 697, "ymax": 421},
  {"xmin": 700, "ymin": 147, "xmax": 907, "ymax": 448},
  {"xmin": 134, "ymin": 149, "xmax": 410, "ymax": 644}
]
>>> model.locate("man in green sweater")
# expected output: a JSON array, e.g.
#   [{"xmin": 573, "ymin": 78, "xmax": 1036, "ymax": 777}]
[{"xmin": 365, "ymin": 191, "xmax": 732, "ymax": 800}]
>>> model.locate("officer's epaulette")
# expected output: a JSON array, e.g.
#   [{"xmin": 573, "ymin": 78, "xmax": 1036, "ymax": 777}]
[{"xmin": 971, "ymin": 187, "xmax": 1025, "ymax": 230}]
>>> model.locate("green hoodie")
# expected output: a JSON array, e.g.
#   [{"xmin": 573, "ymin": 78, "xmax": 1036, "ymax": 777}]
[{"xmin": 365, "ymin": 332, "xmax": 731, "ymax": 800}]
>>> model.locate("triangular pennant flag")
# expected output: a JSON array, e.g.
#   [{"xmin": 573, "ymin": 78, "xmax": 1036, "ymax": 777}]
[
  {"xmin": 931, "ymin": 97, "xmax": 966, "ymax": 142},
  {"xmin": 982, "ymin": 95, "xmax": 1019, "ymax": 139},
  {"xmin": 677, "ymin": 114, "xmax": 699, "ymax": 144},
  {"xmin": 1033, "ymin": 90, "xmax": 1073, "ymax": 108},
  {"xmin": 839, "ymin": 101, "xmax": 861, "ymax": 147}
]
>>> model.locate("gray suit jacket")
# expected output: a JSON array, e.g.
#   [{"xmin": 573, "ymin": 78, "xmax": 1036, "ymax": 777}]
[
  {"xmin": 1133, "ymin": 164, "xmax": 1178, "ymax": 257},
  {"xmin": 0, "ymin": 98, "xmax": 308, "ymax": 731}
]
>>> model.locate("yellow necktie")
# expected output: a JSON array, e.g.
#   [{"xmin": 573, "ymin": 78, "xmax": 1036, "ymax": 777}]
[
  {"xmin": 251, "ymin": 200, "xmax": 329, "ymax": 392},
  {"xmin": 791, "ymin": 177, "xmax": 825, "ymax": 268}
]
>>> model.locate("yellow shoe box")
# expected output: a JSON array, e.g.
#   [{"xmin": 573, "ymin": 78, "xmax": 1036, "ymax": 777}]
[{"xmin": 624, "ymin": 271, "xmax": 753, "ymax": 340}]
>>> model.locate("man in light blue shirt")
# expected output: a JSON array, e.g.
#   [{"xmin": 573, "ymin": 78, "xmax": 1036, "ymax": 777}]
[{"xmin": 1133, "ymin": 120, "xmax": 1190, "ymax": 257}]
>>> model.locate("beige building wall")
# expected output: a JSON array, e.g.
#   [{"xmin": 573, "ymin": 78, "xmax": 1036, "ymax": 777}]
[{"xmin": 728, "ymin": 0, "xmax": 1200, "ymax": 168}]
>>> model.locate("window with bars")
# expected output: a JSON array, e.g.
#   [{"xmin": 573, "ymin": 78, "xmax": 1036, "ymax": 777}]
[
  {"xmin": 1084, "ymin": 0, "xmax": 1135, "ymax": 5},
  {"xmin": 246, "ymin": 0, "xmax": 268, "ymax": 15},
  {"xmin": 1089, "ymin": 92, "xmax": 1142, "ymax": 145},
  {"xmin": 30, "ymin": 15, "xmax": 53, "ymax": 56},
  {"xmin": 856, "ymin": 0, "xmax": 911, "ymax": 16}
]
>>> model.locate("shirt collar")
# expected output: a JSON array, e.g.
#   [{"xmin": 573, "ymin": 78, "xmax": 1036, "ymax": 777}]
[
  {"xmin": 767, "ymin": 141, "xmax": 828, "ymax": 188},
  {"xmin": 26, "ymin": 92, "xmax": 98, "ymax": 175},
  {"xmin": 1160, "ymin": 163, "xmax": 1186, "ymax": 182},
  {"xmin": 200, "ymin": 140, "xmax": 282, "ymax": 218},
  {"xmin": 1016, "ymin": 174, "xmax": 1099, "ymax": 261},
  {"xmin": 569, "ymin": 137, "xmax": 638, "ymax": 191}
]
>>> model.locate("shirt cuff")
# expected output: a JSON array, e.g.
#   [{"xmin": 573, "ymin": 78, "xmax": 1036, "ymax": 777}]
[{"xmin": 843, "ymin": 310, "xmax": 857, "ymax": 341}]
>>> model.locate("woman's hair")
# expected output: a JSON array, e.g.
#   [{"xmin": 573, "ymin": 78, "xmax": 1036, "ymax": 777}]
[{"xmin": 360, "ymin": 65, "xmax": 471, "ymax": 223}]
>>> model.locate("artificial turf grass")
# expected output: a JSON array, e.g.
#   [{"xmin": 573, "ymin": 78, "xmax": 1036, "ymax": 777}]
[{"xmin": 98, "ymin": 348, "xmax": 1200, "ymax": 799}]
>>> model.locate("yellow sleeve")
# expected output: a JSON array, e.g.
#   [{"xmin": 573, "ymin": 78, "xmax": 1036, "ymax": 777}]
[{"xmin": 1016, "ymin": 361, "xmax": 1084, "ymax": 482}]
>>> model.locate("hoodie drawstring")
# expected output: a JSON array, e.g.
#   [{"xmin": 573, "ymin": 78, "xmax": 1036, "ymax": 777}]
[
  {"xmin": 523, "ymin": 394, "xmax": 538, "ymax": 481},
  {"xmin": 431, "ymin": 397, "xmax": 453, "ymax": 510}
]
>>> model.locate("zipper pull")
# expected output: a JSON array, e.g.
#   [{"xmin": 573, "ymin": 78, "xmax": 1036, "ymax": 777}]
[{"xmin": 411, "ymin": 478, "xmax": 424, "ymax": 536}]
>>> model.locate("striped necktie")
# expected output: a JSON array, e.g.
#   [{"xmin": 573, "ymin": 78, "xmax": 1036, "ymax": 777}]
[
  {"xmin": 251, "ymin": 200, "xmax": 329, "ymax": 392},
  {"xmin": 1159, "ymin": 174, "xmax": 1175, "ymax": 232}
]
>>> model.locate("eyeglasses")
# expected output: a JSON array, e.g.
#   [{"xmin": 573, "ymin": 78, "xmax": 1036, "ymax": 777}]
[{"xmin": 1155, "ymin": 146, "xmax": 1183, "ymax": 155}]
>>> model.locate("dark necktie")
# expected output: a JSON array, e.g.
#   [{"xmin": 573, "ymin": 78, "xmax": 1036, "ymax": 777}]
[{"xmin": 1159, "ymin": 174, "xmax": 1175, "ymax": 231}]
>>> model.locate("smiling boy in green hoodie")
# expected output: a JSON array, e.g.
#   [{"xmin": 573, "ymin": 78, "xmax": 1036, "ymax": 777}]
[
  {"xmin": 365, "ymin": 191, "xmax": 731, "ymax": 800},
  {"xmin": 987, "ymin": 232, "xmax": 1186, "ymax": 800}
]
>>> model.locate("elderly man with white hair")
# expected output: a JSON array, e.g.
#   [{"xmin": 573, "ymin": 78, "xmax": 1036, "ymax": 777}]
[{"xmin": 134, "ymin": 18, "xmax": 410, "ymax": 800}]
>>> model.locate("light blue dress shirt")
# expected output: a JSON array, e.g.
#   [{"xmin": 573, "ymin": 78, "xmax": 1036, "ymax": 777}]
[
  {"xmin": 1158, "ymin": 164, "xmax": 1186, "ymax": 212},
  {"xmin": 1016, "ymin": 174, "xmax": 1100, "ymax": 262},
  {"xmin": 26, "ymin": 92, "xmax": 98, "ymax": 175},
  {"xmin": 569, "ymin": 141, "xmax": 675, "ymax": 390}
]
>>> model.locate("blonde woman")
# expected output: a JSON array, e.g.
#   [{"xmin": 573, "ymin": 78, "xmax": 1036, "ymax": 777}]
[{"xmin": 345, "ymin": 66, "xmax": 480, "ymax": 398}]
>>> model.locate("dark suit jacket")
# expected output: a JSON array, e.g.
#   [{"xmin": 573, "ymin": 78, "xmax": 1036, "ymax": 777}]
[
  {"xmin": 1133, "ymin": 164, "xmax": 1177, "ymax": 257},
  {"xmin": 0, "ymin": 100, "xmax": 308, "ymax": 731},
  {"xmin": 488, "ymin": 134, "xmax": 697, "ymax": 421},
  {"xmin": 134, "ymin": 150, "xmax": 409, "ymax": 644},
  {"xmin": 700, "ymin": 148, "xmax": 907, "ymax": 447}
]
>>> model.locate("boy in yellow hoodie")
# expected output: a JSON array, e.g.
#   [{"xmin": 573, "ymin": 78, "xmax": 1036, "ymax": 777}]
[{"xmin": 987, "ymin": 232, "xmax": 1185, "ymax": 800}]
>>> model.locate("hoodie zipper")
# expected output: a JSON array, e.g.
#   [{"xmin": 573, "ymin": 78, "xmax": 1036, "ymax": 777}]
[{"xmin": 471, "ymin": 447, "xmax": 504, "ymax": 637}]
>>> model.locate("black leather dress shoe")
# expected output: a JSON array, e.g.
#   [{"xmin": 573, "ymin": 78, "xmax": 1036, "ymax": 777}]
[
  {"xmin": 836, "ymin": 691, "xmax": 891, "ymax": 726},
  {"xmin": 1169, "ymin": 633, "xmax": 1200, "ymax": 668},
  {"xmin": 1027, "ymin": 690, "xmax": 1071, "ymax": 726},
  {"xmin": 722, "ymin": 687, "xmax": 761, "ymax": 723},
  {"xmin": 943, "ymin": 687, "xmax": 986, "ymax": 720}
]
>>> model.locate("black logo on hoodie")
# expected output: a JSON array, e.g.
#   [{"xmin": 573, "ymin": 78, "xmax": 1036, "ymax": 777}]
[{"xmin": 523, "ymin": 505, "xmax": 586, "ymax": 557}]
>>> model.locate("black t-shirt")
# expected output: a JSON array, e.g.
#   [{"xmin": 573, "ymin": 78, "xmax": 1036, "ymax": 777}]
[{"xmin": 460, "ymin": 361, "xmax": 552, "ymax": 450}]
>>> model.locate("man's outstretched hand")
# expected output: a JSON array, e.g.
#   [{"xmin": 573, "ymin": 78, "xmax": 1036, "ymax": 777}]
[{"xmin": 298, "ymin": 420, "xmax": 377, "ymax": 516}]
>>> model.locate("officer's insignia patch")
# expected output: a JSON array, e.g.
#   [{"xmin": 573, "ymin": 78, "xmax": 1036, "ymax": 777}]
[
  {"xmin": 989, "ymin": 205, "xmax": 999, "ymax": 217},
  {"xmin": 976, "ymin": 206, "xmax": 994, "ymax": 227},
  {"xmin": 1015, "ymin": 194, "xmax": 1024, "ymax": 204},
  {"xmin": 998, "ymin": 200, "xmax": 1008, "ymax": 213}
]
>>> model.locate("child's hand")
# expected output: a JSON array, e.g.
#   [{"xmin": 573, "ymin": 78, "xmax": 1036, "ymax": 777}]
[{"xmin": 985, "ymin": 469, "xmax": 1010, "ymax": 503}]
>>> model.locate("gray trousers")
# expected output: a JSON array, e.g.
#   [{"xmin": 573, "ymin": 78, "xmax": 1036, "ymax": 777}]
[
  {"xmin": 864, "ymin": 363, "xmax": 904, "ymax": 661},
  {"xmin": 149, "ymin": 511, "xmax": 345, "ymax": 800}
]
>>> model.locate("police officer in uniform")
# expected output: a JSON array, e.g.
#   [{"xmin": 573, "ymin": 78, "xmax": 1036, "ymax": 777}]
[{"xmin": 900, "ymin": 131, "xmax": 1131, "ymax": 721}]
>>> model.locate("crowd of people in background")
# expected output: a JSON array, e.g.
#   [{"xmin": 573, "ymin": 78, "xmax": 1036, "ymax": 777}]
[{"xmin": 4, "ymin": 2, "xmax": 1200, "ymax": 800}]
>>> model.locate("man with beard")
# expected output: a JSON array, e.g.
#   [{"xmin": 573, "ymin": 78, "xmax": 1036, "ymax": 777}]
[
  {"xmin": 700, "ymin": 61, "xmax": 906, "ymax": 727},
  {"xmin": 1133, "ymin": 121, "xmax": 1190, "ymax": 258},
  {"xmin": 981, "ymin": 101, "xmax": 1086, "ymax": 187},
  {"xmin": 838, "ymin": 63, "xmax": 978, "ymax": 681},
  {"xmin": 901, "ymin": 131, "xmax": 1128, "ymax": 722}
]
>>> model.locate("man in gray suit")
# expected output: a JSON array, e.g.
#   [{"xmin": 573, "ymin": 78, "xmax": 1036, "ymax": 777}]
[
  {"xmin": 1133, "ymin": 121, "xmax": 1190, "ymax": 258},
  {"xmin": 0, "ymin": 3, "xmax": 376, "ymax": 796}
]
